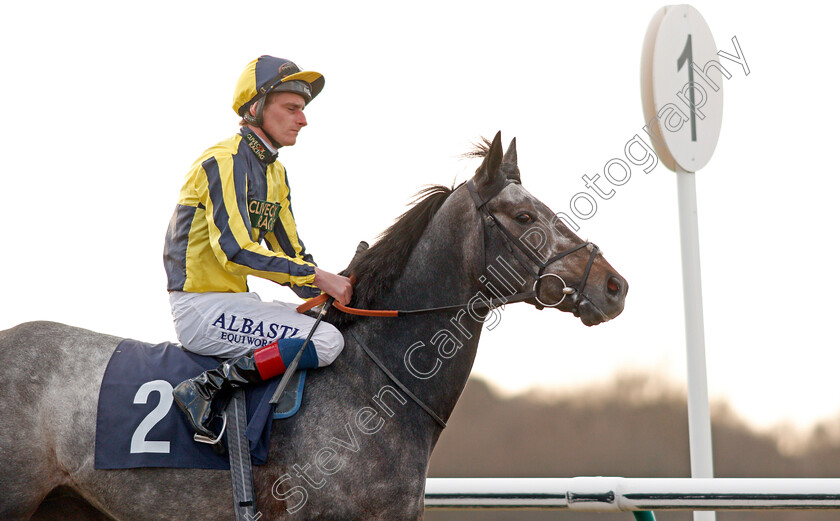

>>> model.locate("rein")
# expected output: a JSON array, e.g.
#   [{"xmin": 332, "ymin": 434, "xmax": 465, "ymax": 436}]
[
  {"xmin": 348, "ymin": 328, "xmax": 448, "ymax": 429},
  {"xmin": 296, "ymin": 289, "xmax": 534, "ymax": 316}
]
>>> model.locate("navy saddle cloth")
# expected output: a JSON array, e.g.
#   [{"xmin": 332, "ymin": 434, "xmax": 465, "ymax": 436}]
[{"xmin": 94, "ymin": 338, "xmax": 305, "ymax": 470}]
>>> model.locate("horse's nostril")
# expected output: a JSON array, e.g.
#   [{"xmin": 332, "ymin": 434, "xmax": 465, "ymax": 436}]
[{"xmin": 607, "ymin": 276, "xmax": 621, "ymax": 295}]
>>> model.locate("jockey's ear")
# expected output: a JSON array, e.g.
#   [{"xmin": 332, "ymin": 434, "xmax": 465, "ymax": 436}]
[{"xmin": 472, "ymin": 131, "xmax": 505, "ymax": 198}]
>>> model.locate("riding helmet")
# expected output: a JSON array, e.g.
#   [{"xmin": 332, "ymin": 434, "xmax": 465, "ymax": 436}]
[{"xmin": 232, "ymin": 55, "xmax": 324, "ymax": 125}]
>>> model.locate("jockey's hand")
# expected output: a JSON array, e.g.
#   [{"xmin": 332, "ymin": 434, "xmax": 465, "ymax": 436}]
[{"xmin": 313, "ymin": 268, "xmax": 353, "ymax": 306}]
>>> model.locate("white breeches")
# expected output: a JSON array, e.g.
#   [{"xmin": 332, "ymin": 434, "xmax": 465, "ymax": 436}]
[{"xmin": 169, "ymin": 291, "xmax": 344, "ymax": 365}]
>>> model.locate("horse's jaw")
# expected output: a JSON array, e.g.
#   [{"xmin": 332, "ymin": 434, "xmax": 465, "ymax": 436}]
[
  {"xmin": 571, "ymin": 296, "xmax": 614, "ymax": 327},
  {"xmin": 543, "ymin": 289, "xmax": 623, "ymax": 327}
]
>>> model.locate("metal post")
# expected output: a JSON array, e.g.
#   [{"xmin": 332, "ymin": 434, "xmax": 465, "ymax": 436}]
[
  {"xmin": 676, "ymin": 165, "xmax": 715, "ymax": 521},
  {"xmin": 424, "ymin": 477, "xmax": 840, "ymax": 510}
]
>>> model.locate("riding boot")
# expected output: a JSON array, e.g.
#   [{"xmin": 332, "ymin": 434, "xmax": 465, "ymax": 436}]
[{"xmin": 172, "ymin": 337, "xmax": 319, "ymax": 442}]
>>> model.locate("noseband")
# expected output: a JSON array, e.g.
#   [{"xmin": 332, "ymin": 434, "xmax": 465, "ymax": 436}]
[{"xmin": 466, "ymin": 178, "xmax": 600, "ymax": 309}]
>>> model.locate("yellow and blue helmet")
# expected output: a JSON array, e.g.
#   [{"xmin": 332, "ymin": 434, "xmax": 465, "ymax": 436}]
[{"xmin": 232, "ymin": 56, "xmax": 324, "ymax": 124}]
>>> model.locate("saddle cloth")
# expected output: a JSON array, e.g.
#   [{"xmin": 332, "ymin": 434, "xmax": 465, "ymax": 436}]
[{"xmin": 94, "ymin": 338, "xmax": 305, "ymax": 470}]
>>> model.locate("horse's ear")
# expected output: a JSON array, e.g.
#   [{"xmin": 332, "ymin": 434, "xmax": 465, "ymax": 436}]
[
  {"xmin": 503, "ymin": 137, "xmax": 517, "ymax": 165},
  {"xmin": 502, "ymin": 137, "xmax": 521, "ymax": 183},
  {"xmin": 473, "ymin": 131, "xmax": 505, "ymax": 193}
]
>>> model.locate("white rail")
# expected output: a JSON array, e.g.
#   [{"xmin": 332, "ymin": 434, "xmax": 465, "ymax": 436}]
[{"xmin": 425, "ymin": 478, "xmax": 840, "ymax": 511}]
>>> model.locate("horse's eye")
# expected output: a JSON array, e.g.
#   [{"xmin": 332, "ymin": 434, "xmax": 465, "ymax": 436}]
[{"xmin": 515, "ymin": 212, "xmax": 533, "ymax": 224}]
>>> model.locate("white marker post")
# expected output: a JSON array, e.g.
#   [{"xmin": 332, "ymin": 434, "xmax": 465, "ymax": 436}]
[{"xmin": 641, "ymin": 5, "xmax": 725, "ymax": 521}]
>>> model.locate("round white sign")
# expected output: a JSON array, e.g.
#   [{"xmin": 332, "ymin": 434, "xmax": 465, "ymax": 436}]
[{"xmin": 641, "ymin": 5, "xmax": 724, "ymax": 172}]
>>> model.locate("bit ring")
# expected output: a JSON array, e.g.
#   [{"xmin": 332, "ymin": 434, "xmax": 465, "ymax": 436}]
[{"xmin": 533, "ymin": 273, "xmax": 572, "ymax": 308}]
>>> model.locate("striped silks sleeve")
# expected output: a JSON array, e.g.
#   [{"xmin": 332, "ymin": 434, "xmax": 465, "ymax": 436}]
[{"xmin": 196, "ymin": 153, "xmax": 316, "ymax": 288}]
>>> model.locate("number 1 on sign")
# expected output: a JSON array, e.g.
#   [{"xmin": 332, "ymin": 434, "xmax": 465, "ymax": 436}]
[{"xmin": 677, "ymin": 34, "xmax": 697, "ymax": 142}]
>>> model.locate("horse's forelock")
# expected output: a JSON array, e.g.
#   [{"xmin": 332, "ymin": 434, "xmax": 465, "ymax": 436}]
[
  {"xmin": 464, "ymin": 137, "xmax": 493, "ymax": 159},
  {"xmin": 465, "ymin": 136, "xmax": 520, "ymax": 182}
]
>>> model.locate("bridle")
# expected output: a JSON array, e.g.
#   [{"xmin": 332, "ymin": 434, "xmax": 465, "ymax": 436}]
[
  {"xmin": 295, "ymin": 176, "xmax": 603, "ymax": 430},
  {"xmin": 465, "ymin": 178, "xmax": 600, "ymax": 310},
  {"xmin": 299, "ymin": 178, "xmax": 601, "ymax": 317}
]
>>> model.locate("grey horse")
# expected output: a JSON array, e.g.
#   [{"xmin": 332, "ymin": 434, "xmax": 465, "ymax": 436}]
[{"xmin": 1, "ymin": 133, "xmax": 627, "ymax": 520}]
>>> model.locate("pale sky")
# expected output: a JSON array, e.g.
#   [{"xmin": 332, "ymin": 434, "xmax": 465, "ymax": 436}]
[{"xmin": 2, "ymin": 1, "xmax": 838, "ymax": 435}]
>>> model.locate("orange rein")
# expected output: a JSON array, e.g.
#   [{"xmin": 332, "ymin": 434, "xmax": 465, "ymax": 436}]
[{"xmin": 295, "ymin": 292, "xmax": 399, "ymax": 318}]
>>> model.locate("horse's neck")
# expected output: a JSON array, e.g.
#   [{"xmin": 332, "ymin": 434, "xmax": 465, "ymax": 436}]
[{"xmin": 353, "ymin": 202, "xmax": 486, "ymax": 430}]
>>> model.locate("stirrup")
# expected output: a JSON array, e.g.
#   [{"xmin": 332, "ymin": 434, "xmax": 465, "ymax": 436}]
[{"xmin": 193, "ymin": 410, "xmax": 227, "ymax": 446}]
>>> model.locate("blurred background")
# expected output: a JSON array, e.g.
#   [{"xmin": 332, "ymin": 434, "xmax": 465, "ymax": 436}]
[
  {"xmin": 2, "ymin": 1, "xmax": 839, "ymax": 519},
  {"xmin": 427, "ymin": 376, "xmax": 840, "ymax": 521}
]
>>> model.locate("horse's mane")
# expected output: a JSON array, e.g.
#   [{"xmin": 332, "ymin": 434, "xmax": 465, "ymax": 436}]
[
  {"xmin": 323, "ymin": 139, "xmax": 495, "ymax": 328},
  {"xmin": 325, "ymin": 183, "xmax": 460, "ymax": 328}
]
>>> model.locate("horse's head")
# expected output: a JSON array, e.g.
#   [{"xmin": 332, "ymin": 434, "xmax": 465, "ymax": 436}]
[{"xmin": 467, "ymin": 132, "xmax": 627, "ymax": 326}]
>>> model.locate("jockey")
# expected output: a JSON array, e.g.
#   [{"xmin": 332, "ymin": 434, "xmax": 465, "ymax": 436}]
[{"xmin": 163, "ymin": 55, "xmax": 352, "ymax": 442}]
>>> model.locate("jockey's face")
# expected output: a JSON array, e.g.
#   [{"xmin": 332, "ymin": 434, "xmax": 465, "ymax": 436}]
[{"xmin": 258, "ymin": 91, "xmax": 308, "ymax": 147}]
